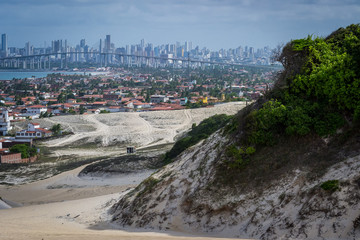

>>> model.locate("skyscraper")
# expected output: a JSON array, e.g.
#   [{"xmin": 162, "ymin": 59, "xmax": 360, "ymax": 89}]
[
  {"xmin": 80, "ymin": 39, "xmax": 86, "ymax": 48},
  {"xmin": 25, "ymin": 42, "xmax": 31, "ymax": 56},
  {"xmin": 1, "ymin": 34, "xmax": 8, "ymax": 57},
  {"xmin": 105, "ymin": 35, "xmax": 111, "ymax": 64},
  {"xmin": 105, "ymin": 35, "xmax": 111, "ymax": 52}
]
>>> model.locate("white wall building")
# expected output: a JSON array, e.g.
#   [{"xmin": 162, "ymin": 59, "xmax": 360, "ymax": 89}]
[
  {"xmin": 16, "ymin": 123, "xmax": 52, "ymax": 139},
  {"xmin": 26, "ymin": 105, "xmax": 48, "ymax": 115},
  {"xmin": 0, "ymin": 109, "xmax": 12, "ymax": 136},
  {"xmin": 150, "ymin": 95, "xmax": 169, "ymax": 104}
]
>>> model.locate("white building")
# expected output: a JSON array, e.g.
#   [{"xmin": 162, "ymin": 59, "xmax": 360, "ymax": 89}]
[
  {"xmin": 16, "ymin": 123, "xmax": 52, "ymax": 139},
  {"xmin": 25, "ymin": 105, "xmax": 48, "ymax": 116},
  {"xmin": 0, "ymin": 109, "xmax": 12, "ymax": 136},
  {"xmin": 150, "ymin": 95, "xmax": 169, "ymax": 104}
]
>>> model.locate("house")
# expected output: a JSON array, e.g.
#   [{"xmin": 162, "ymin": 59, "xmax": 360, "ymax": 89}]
[
  {"xmin": 25, "ymin": 105, "xmax": 47, "ymax": 116},
  {"xmin": 133, "ymin": 100, "xmax": 151, "ymax": 109},
  {"xmin": 0, "ymin": 109, "xmax": 12, "ymax": 136},
  {"xmin": 91, "ymin": 102, "xmax": 107, "ymax": 107},
  {"xmin": 103, "ymin": 94, "xmax": 119, "ymax": 101},
  {"xmin": 180, "ymin": 97, "xmax": 188, "ymax": 105},
  {"xmin": 16, "ymin": 123, "xmax": 52, "ymax": 139},
  {"xmin": 88, "ymin": 109, "xmax": 101, "ymax": 114},
  {"xmin": 106, "ymin": 106, "xmax": 125, "ymax": 113},
  {"xmin": 123, "ymin": 101, "xmax": 134, "ymax": 109},
  {"xmin": 150, "ymin": 95, "xmax": 169, "ymax": 104}
]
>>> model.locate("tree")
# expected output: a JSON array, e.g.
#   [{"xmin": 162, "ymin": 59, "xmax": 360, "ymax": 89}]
[
  {"xmin": 51, "ymin": 124, "xmax": 62, "ymax": 135},
  {"xmin": 79, "ymin": 105, "xmax": 86, "ymax": 114},
  {"xmin": 10, "ymin": 144, "xmax": 37, "ymax": 158}
]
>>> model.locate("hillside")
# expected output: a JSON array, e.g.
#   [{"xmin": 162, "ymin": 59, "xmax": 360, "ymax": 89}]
[{"xmin": 111, "ymin": 24, "xmax": 360, "ymax": 239}]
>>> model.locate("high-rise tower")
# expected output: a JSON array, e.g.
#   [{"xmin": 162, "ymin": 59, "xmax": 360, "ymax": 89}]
[
  {"xmin": 105, "ymin": 35, "xmax": 111, "ymax": 52},
  {"xmin": 1, "ymin": 34, "xmax": 8, "ymax": 57},
  {"xmin": 80, "ymin": 39, "xmax": 86, "ymax": 48},
  {"xmin": 25, "ymin": 42, "xmax": 31, "ymax": 56}
]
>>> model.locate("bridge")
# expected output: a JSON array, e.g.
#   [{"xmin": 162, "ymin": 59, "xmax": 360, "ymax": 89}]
[{"xmin": 0, "ymin": 51, "xmax": 247, "ymax": 70}]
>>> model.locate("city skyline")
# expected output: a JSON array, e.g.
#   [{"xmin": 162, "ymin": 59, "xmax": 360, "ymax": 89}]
[
  {"xmin": 0, "ymin": 33, "xmax": 274, "ymax": 69},
  {"xmin": 1, "ymin": 0, "xmax": 359, "ymax": 50}
]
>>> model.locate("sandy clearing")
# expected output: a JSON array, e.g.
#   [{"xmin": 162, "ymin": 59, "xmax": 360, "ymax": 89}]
[{"xmin": 43, "ymin": 102, "xmax": 245, "ymax": 151}]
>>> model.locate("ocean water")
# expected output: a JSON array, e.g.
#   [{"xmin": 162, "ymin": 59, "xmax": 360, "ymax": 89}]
[{"xmin": 0, "ymin": 71, "xmax": 88, "ymax": 80}]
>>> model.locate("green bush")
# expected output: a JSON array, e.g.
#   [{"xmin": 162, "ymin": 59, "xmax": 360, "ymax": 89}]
[
  {"xmin": 245, "ymin": 24, "xmax": 360, "ymax": 146},
  {"xmin": 225, "ymin": 144, "xmax": 256, "ymax": 169},
  {"xmin": 320, "ymin": 180, "xmax": 340, "ymax": 192},
  {"xmin": 164, "ymin": 114, "xmax": 232, "ymax": 163},
  {"xmin": 10, "ymin": 144, "xmax": 37, "ymax": 158},
  {"xmin": 136, "ymin": 177, "xmax": 160, "ymax": 197},
  {"xmin": 51, "ymin": 124, "xmax": 62, "ymax": 136},
  {"xmin": 245, "ymin": 146, "xmax": 256, "ymax": 155},
  {"xmin": 246, "ymin": 100, "xmax": 287, "ymax": 145}
]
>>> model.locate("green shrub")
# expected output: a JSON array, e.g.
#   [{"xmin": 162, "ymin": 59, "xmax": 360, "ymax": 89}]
[
  {"xmin": 163, "ymin": 114, "xmax": 232, "ymax": 164},
  {"xmin": 225, "ymin": 144, "xmax": 256, "ymax": 169},
  {"xmin": 10, "ymin": 144, "xmax": 37, "ymax": 158},
  {"xmin": 137, "ymin": 177, "xmax": 160, "ymax": 197},
  {"xmin": 246, "ymin": 100, "xmax": 287, "ymax": 145},
  {"xmin": 245, "ymin": 146, "xmax": 256, "ymax": 155},
  {"xmin": 51, "ymin": 124, "xmax": 62, "ymax": 136},
  {"xmin": 320, "ymin": 180, "xmax": 340, "ymax": 192}
]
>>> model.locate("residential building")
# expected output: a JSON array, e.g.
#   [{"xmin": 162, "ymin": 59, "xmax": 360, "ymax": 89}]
[
  {"xmin": 150, "ymin": 95, "xmax": 169, "ymax": 104},
  {"xmin": 16, "ymin": 123, "xmax": 52, "ymax": 139},
  {"xmin": 0, "ymin": 109, "xmax": 12, "ymax": 136},
  {"xmin": 25, "ymin": 105, "xmax": 47, "ymax": 116},
  {"xmin": 180, "ymin": 97, "xmax": 188, "ymax": 105}
]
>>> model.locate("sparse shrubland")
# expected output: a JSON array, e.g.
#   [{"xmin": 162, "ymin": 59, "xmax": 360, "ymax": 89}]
[{"xmin": 162, "ymin": 114, "xmax": 232, "ymax": 164}]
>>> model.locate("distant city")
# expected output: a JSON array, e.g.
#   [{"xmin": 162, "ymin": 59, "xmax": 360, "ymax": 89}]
[{"xmin": 0, "ymin": 33, "xmax": 274, "ymax": 69}]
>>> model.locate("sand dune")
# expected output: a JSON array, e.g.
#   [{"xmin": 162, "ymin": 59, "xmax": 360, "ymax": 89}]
[{"xmin": 0, "ymin": 103, "xmax": 249, "ymax": 239}]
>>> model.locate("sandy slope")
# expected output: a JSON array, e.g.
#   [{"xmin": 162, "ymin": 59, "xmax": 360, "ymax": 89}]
[{"xmin": 0, "ymin": 103, "xmax": 249, "ymax": 240}]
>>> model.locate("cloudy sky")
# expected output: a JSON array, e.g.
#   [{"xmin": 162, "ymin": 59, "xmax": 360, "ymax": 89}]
[{"xmin": 1, "ymin": 0, "xmax": 359, "ymax": 50}]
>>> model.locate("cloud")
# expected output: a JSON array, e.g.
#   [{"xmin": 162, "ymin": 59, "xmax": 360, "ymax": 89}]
[{"xmin": 0, "ymin": 0, "xmax": 359, "ymax": 49}]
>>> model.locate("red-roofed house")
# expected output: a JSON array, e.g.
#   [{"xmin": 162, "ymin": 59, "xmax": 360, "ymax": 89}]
[
  {"xmin": 26, "ymin": 105, "xmax": 47, "ymax": 116},
  {"xmin": 15, "ymin": 122, "xmax": 52, "ymax": 139}
]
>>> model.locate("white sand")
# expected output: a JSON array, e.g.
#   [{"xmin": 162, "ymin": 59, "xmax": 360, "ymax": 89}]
[
  {"xmin": 0, "ymin": 163, "xmax": 248, "ymax": 240},
  {"xmin": 0, "ymin": 192, "xmax": 246, "ymax": 240},
  {"xmin": 40, "ymin": 102, "xmax": 246, "ymax": 158},
  {"xmin": 0, "ymin": 103, "xmax": 250, "ymax": 240}
]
